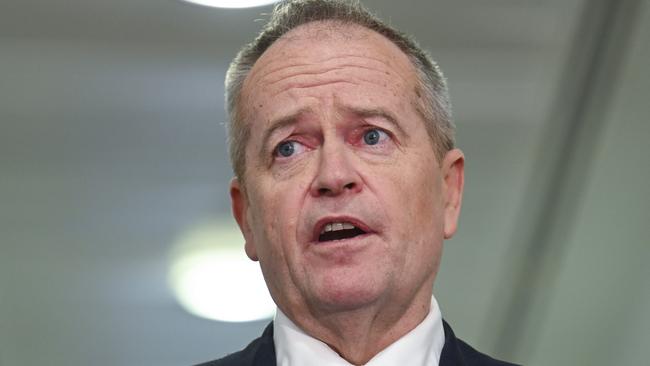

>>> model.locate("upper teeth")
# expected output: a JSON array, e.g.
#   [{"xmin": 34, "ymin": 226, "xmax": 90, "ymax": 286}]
[{"xmin": 321, "ymin": 222, "xmax": 355, "ymax": 234}]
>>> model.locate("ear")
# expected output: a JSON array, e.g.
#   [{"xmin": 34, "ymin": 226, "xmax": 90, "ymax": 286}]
[
  {"xmin": 441, "ymin": 149, "xmax": 465, "ymax": 239},
  {"xmin": 230, "ymin": 178, "xmax": 258, "ymax": 261}
]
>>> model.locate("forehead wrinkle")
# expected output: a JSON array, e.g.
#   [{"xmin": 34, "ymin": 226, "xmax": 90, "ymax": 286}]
[
  {"xmin": 255, "ymin": 54, "xmax": 412, "ymax": 89},
  {"xmin": 270, "ymin": 69, "xmax": 401, "ymax": 98},
  {"xmin": 256, "ymin": 52, "xmax": 402, "ymax": 81},
  {"xmin": 271, "ymin": 80, "xmax": 359, "ymax": 98},
  {"xmin": 261, "ymin": 62, "xmax": 412, "ymax": 98}
]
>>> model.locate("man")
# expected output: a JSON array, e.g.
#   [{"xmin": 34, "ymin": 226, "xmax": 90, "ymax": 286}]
[{"xmin": 199, "ymin": 0, "xmax": 518, "ymax": 365}]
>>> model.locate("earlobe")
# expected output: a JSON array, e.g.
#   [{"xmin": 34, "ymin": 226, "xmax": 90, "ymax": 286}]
[
  {"xmin": 230, "ymin": 178, "xmax": 258, "ymax": 261},
  {"xmin": 442, "ymin": 149, "xmax": 465, "ymax": 239}
]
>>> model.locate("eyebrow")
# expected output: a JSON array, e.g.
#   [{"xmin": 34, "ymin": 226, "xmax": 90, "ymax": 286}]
[
  {"xmin": 259, "ymin": 107, "xmax": 313, "ymax": 161},
  {"xmin": 342, "ymin": 106, "xmax": 407, "ymax": 139}
]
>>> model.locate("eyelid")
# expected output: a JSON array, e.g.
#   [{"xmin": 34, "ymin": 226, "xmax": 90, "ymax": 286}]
[{"xmin": 370, "ymin": 128, "xmax": 389, "ymax": 139}]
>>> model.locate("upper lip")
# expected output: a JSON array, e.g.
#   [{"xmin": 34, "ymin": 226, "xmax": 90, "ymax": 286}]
[{"xmin": 311, "ymin": 215, "xmax": 373, "ymax": 243}]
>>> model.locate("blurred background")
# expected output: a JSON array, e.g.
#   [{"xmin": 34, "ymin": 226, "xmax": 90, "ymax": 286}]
[{"xmin": 1, "ymin": 0, "xmax": 649, "ymax": 365}]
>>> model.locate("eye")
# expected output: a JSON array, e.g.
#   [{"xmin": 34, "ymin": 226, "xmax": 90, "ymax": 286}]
[
  {"xmin": 363, "ymin": 128, "xmax": 388, "ymax": 145},
  {"xmin": 274, "ymin": 140, "xmax": 306, "ymax": 158}
]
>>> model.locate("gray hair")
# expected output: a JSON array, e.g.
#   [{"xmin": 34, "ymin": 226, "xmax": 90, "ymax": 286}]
[{"xmin": 225, "ymin": 0, "xmax": 454, "ymax": 181}]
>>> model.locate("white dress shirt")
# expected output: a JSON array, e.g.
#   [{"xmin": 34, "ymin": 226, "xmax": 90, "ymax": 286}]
[{"xmin": 274, "ymin": 296, "xmax": 445, "ymax": 366}]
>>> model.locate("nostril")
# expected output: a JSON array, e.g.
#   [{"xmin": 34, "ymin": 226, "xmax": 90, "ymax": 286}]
[{"xmin": 313, "ymin": 181, "xmax": 359, "ymax": 197}]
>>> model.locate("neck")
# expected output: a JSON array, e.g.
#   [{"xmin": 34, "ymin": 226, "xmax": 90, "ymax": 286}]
[{"xmin": 283, "ymin": 287, "xmax": 433, "ymax": 365}]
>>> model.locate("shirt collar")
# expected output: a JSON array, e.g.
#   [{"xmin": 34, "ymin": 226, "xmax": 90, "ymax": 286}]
[{"xmin": 273, "ymin": 296, "xmax": 445, "ymax": 366}]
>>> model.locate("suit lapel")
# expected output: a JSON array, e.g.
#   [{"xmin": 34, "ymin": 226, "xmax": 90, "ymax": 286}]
[
  {"xmin": 252, "ymin": 322, "xmax": 277, "ymax": 366},
  {"xmin": 439, "ymin": 320, "xmax": 467, "ymax": 366}
]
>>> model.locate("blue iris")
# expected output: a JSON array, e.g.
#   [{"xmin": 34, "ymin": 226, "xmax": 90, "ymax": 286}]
[
  {"xmin": 363, "ymin": 129, "xmax": 381, "ymax": 145},
  {"xmin": 277, "ymin": 141, "xmax": 295, "ymax": 157}
]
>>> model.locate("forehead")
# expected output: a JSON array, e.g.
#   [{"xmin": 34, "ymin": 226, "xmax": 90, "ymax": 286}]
[
  {"xmin": 261, "ymin": 21, "xmax": 412, "ymax": 66},
  {"xmin": 241, "ymin": 21, "xmax": 419, "ymax": 111}
]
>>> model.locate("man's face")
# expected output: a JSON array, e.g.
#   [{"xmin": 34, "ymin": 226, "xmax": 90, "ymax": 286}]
[{"xmin": 231, "ymin": 22, "xmax": 464, "ymax": 317}]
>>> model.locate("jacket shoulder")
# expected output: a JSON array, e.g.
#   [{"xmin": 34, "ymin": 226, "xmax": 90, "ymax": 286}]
[
  {"xmin": 454, "ymin": 337, "xmax": 520, "ymax": 366},
  {"xmin": 194, "ymin": 323, "xmax": 276, "ymax": 366},
  {"xmin": 441, "ymin": 320, "xmax": 521, "ymax": 366}
]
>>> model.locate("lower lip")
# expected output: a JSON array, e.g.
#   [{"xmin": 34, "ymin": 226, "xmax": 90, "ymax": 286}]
[{"xmin": 311, "ymin": 232, "xmax": 374, "ymax": 246}]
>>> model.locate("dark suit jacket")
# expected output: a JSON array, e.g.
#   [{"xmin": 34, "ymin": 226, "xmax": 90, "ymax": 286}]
[{"xmin": 196, "ymin": 320, "xmax": 520, "ymax": 366}]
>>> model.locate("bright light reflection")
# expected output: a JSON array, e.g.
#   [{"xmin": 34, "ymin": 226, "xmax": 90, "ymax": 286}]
[
  {"xmin": 180, "ymin": 0, "xmax": 279, "ymax": 9},
  {"xmin": 169, "ymin": 221, "xmax": 275, "ymax": 322}
]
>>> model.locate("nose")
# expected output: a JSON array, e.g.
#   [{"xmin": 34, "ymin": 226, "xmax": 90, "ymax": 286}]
[{"xmin": 310, "ymin": 142, "xmax": 362, "ymax": 197}]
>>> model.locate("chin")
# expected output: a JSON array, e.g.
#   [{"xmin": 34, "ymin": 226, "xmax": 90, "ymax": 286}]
[{"xmin": 309, "ymin": 269, "xmax": 388, "ymax": 312}]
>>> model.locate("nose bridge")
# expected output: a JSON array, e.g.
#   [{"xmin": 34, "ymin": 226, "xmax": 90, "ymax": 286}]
[{"xmin": 311, "ymin": 137, "xmax": 361, "ymax": 197}]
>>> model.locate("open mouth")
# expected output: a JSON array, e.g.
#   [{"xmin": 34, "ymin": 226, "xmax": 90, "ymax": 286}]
[{"xmin": 318, "ymin": 222, "xmax": 367, "ymax": 242}]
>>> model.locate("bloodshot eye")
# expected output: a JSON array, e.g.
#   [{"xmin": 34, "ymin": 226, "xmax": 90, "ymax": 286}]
[{"xmin": 363, "ymin": 128, "xmax": 388, "ymax": 145}]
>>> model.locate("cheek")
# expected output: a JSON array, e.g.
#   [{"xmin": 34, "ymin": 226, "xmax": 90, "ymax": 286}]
[
  {"xmin": 249, "ymin": 180, "xmax": 306, "ymax": 252},
  {"xmin": 401, "ymin": 164, "xmax": 444, "ymax": 235},
  {"xmin": 397, "ymin": 168, "xmax": 445, "ymax": 274},
  {"xmin": 245, "ymin": 188, "xmax": 279, "ymax": 256}
]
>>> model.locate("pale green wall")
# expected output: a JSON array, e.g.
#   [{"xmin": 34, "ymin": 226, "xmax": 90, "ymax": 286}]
[{"xmin": 528, "ymin": 3, "xmax": 650, "ymax": 364}]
